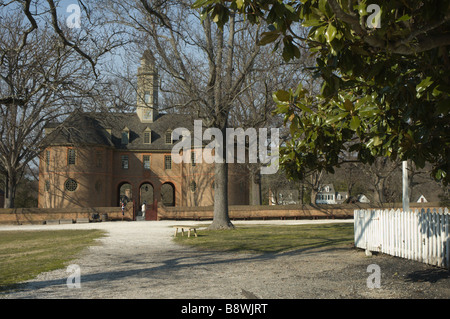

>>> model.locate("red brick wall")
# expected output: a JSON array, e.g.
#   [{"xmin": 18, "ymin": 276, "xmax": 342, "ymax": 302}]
[
  {"xmin": 0, "ymin": 204, "xmax": 133, "ymax": 225},
  {"xmin": 38, "ymin": 146, "xmax": 249, "ymax": 209},
  {"xmin": 157, "ymin": 202, "xmax": 446, "ymax": 221},
  {"xmin": 1, "ymin": 202, "xmax": 444, "ymax": 225}
]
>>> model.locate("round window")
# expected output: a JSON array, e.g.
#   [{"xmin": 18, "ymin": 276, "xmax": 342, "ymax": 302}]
[{"xmin": 65, "ymin": 179, "xmax": 78, "ymax": 192}]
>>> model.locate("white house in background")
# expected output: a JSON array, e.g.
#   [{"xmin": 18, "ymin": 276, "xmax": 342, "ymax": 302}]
[
  {"xmin": 316, "ymin": 184, "xmax": 348, "ymax": 204},
  {"xmin": 357, "ymin": 194, "xmax": 370, "ymax": 203},
  {"xmin": 416, "ymin": 194, "xmax": 428, "ymax": 203},
  {"xmin": 347, "ymin": 194, "xmax": 370, "ymax": 203}
]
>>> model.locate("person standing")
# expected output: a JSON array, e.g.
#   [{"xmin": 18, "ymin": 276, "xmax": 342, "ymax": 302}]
[
  {"xmin": 121, "ymin": 201, "xmax": 126, "ymax": 221},
  {"xmin": 141, "ymin": 201, "xmax": 146, "ymax": 219}
]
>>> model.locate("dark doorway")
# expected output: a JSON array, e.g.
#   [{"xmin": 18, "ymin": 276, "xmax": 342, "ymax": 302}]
[
  {"xmin": 161, "ymin": 182, "xmax": 175, "ymax": 206},
  {"xmin": 140, "ymin": 183, "xmax": 157, "ymax": 220},
  {"xmin": 118, "ymin": 182, "xmax": 132, "ymax": 205},
  {"xmin": 140, "ymin": 183, "xmax": 154, "ymax": 207}
]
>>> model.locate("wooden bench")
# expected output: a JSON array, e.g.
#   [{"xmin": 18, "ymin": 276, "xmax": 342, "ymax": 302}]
[
  {"xmin": 173, "ymin": 225, "xmax": 197, "ymax": 238},
  {"xmin": 76, "ymin": 218, "xmax": 90, "ymax": 223}
]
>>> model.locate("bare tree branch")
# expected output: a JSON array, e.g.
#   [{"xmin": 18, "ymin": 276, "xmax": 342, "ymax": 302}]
[{"xmin": 327, "ymin": 0, "xmax": 450, "ymax": 55}]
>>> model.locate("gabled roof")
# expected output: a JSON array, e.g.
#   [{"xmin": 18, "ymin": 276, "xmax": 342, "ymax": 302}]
[
  {"xmin": 44, "ymin": 110, "xmax": 114, "ymax": 147},
  {"xmin": 318, "ymin": 184, "xmax": 335, "ymax": 194},
  {"xmin": 44, "ymin": 110, "xmax": 197, "ymax": 151}
]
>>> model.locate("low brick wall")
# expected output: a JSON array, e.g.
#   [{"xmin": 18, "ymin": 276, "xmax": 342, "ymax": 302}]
[
  {"xmin": 157, "ymin": 202, "xmax": 446, "ymax": 221},
  {"xmin": 0, "ymin": 205, "xmax": 133, "ymax": 225},
  {"xmin": 0, "ymin": 202, "xmax": 445, "ymax": 225},
  {"xmin": 158, "ymin": 204, "xmax": 356, "ymax": 220}
]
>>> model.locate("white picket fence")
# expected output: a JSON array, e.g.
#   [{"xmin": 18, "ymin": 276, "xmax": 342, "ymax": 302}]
[{"xmin": 354, "ymin": 208, "xmax": 450, "ymax": 269}]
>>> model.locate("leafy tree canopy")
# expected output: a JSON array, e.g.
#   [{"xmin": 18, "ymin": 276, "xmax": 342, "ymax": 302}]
[{"xmin": 193, "ymin": 0, "xmax": 450, "ymax": 185}]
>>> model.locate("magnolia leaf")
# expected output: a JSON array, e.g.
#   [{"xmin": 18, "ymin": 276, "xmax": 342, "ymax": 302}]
[
  {"xmin": 416, "ymin": 76, "xmax": 433, "ymax": 97},
  {"xmin": 344, "ymin": 99, "xmax": 353, "ymax": 111},
  {"xmin": 296, "ymin": 102, "xmax": 313, "ymax": 114},
  {"xmin": 314, "ymin": 25, "xmax": 327, "ymax": 41},
  {"xmin": 325, "ymin": 23, "xmax": 337, "ymax": 43},
  {"xmin": 325, "ymin": 111, "xmax": 348, "ymax": 124},
  {"xmin": 259, "ymin": 32, "xmax": 279, "ymax": 45},
  {"xmin": 349, "ymin": 116, "xmax": 361, "ymax": 130},
  {"xmin": 290, "ymin": 116, "xmax": 299, "ymax": 137},
  {"xmin": 236, "ymin": 0, "xmax": 245, "ymax": 9},
  {"xmin": 435, "ymin": 169, "xmax": 447, "ymax": 180},
  {"xmin": 396, "ymin": 14, "xmax": 411, "ymax": 22},
  {"xmin": 192, "ymin": 0, "xmax": 212, "ymax": 9},
  {"xmin": 275, "ymin": 90, "xmax": 291, "ymax": 102},
  {"xmin": 302, "ymin": 19, "xmax": 323, "ymax": 27},
  {"xmin": 372, "ymin": 136, "xmax": 383, "ymax": 146},
  {"xmin": 293, "ymin": 83, "xmax": 304, "ymax": 97},
  {"xmin": 274, "ymin": 103, "xmax": 289, "ymax": 114}
]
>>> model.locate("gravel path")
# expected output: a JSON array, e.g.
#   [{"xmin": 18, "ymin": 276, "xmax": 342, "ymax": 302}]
[{"xmin": 0, "ymin": 220, "xmax": 449, "ymax": 299}]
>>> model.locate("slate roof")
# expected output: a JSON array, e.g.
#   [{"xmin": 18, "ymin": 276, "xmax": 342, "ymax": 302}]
[{"xmin": 44, "ymin": 110, "xmax": 198, "ymax": 151}]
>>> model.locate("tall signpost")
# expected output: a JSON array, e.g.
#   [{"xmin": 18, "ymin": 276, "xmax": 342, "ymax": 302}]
[{"xmin": 402, "ymin": 161, "xmax": 409, "ymax": 213}]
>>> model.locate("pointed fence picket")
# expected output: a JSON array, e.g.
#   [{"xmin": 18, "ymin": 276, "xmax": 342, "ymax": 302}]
[{"xmin": 354, "ymin": 208, "xmax": 450, "ymax": 269}]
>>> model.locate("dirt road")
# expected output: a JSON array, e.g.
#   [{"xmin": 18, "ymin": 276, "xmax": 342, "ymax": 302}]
[{"xmin": 1, "ymin": 220, "xmax": 449, "ymax": 299}]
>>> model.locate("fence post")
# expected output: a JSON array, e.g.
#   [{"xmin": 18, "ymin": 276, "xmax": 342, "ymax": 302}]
[
  {"xmin": 426, "ymin": 209, "xmax": 431, "ymax": 265},
  {"xmin": 433, "ymin": 209, "xmax": 437, "ymax": 266},
  {"xmin": 384, "ymin": 209, "xmax": 387, "ymax": 254},
  {"xmin": 445, "ymin": 212, "xmax": 449, "ymax": 269},
  {"xmin": 413, "ymin": 209, "xmax": 419, "ymax": 262},
  {"xmin": 396, "ymin": 209, "xmax": 399, "ymax": 258},
  {"xmin": 390, "ymin": 209, "xmax": 394, "ymax": 256},
  {"xmin": 403, "ymin": 208, "xmax": 406, "ymax": 258},
  {"xmin": 402, "ymin": 160, "xmax": 409, "ymax": 213},
  {"xmin": 406, "ymin": 210, "xmax": 410, "ymax": 260},
  {"xmin": 437, "ymin": 211, "xmax": 442, "ymax": 267}
]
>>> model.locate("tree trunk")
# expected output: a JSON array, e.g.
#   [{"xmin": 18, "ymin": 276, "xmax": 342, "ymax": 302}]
[
  {"xmin": 4, "ymin": 174, "xmax": 17, "ymax": 208},
  {"xmin": 250, "ymin": 170, "xmax": 261, "ymax": 205},
  {"xmin": 309, "ymin": 171, "xmax": 322, "ymax": 204},
  {"xmin": 372, "ymin": 177, "xmax": 385, "ymax": 204},
  {"xmin": 208, "ymin": 160, "xmax": 234, "ymax": 229},
  {"xmin": 310, "ymin": 188, "xmax": 318, "ymax": 204}
]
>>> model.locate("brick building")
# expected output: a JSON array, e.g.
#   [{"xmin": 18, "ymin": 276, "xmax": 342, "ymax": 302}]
[{"xmin": 38, "ymin": 51, "xmax": 249, "ymax": 211}]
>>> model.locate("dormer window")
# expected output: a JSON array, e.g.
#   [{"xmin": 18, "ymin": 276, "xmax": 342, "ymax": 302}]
[
  {"xmin": 143, "ymin": 127, "xmax": 151, "ymax": 144},
  {"xmin": 121, "ymin": 127, "xmax": 130, "ymax": 145},
  {"xmin": 165, "ymin": 130, "xmax": 172, "ymax": 144}
]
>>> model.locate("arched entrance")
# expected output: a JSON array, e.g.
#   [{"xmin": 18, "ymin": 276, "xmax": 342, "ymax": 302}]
[
  {"xmin": 140, "ymin": 182, "xmax": 157, "ymax": 220},
  {"xmin": 161, "ymin": 182, "xmax": 175, "ymax": 207},
  {"xmin": 140, "ymin": 182, "xmax": 154, "ymax": 206},
  {"xmin": 118, "ymin": 182, "xmax": 133, "ymax": 205}
]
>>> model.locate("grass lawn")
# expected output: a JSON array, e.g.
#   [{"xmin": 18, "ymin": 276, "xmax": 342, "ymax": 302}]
[
  {"xmin": 0, "ymin": 229, "xmax": 106, "ymax": 290},
  {"xmin": 173, "ymin": 223, "xmax": 354, "ymax": 254}
]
